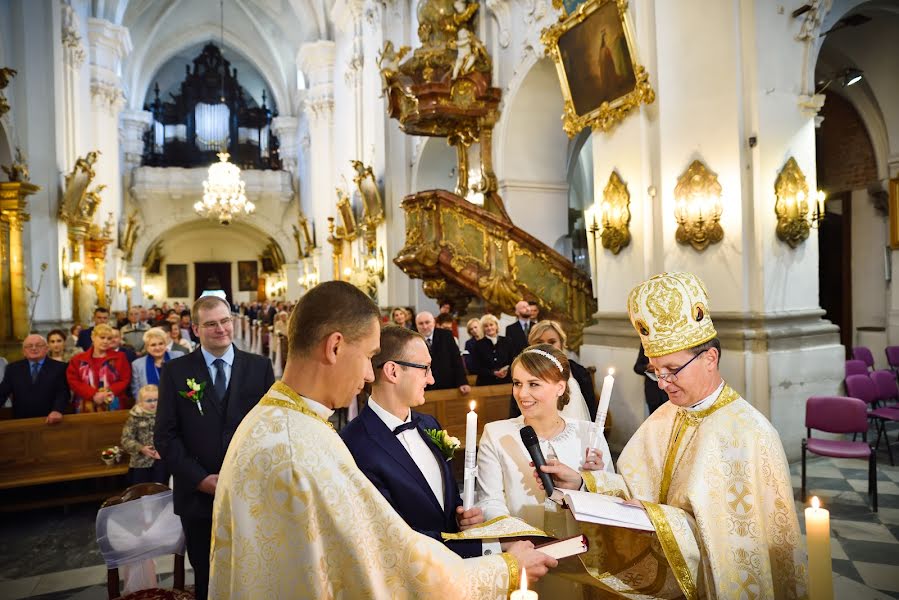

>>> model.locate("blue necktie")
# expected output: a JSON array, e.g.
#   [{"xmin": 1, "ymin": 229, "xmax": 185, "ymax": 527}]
[
  {"xmin": 393, "ymin": 417, "xmax": 420, "ymax": 435},
  {"xmin": 30, "ymin": 362, "xmax": 40, "ymax": 383},
  {"xmin": 213, "ymin": 358, "xmax": 227, "ymax": 402}
]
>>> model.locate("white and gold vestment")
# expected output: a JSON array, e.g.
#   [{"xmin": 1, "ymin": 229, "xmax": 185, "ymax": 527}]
[
  {"xmin": 573, "ymin": 385, "xmax": 807, "ymax": 600},
  {"xmin": 209, "ymin": 381, "xmax": 517, "ymax": 599}
]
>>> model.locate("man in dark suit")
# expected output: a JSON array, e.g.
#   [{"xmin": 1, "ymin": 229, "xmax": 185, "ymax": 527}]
[
  {"xmin": 505, "ymin": 299, "xmax": 534, "ymax": 358},
  {"xmin": 155, "ymin": 294, "xmax": 275, "ymax": 600},
  {"xmin": 415, "ymin": 311, "xmax": 470, "ymax": 394},
  {"xmin": 0, "ymin": 334, "xmax": 70, "ymax": 421},
  {"xmin": 342, "ymin": 325, "xmax": 499, "ymax": 558},
  {"xmin": 77, "ymin": 306, "xmax": 110, "ymax": 350}
]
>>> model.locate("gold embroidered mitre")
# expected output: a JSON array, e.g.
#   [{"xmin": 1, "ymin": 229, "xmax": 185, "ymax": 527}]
[{"xmin": 627, "ymin": 272, "xmax": 717, "ymax": 357}]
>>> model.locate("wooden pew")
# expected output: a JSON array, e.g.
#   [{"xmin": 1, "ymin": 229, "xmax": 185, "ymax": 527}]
[{"xmin": 0, "ymin": 411, "xmax": 130, "ymax": 510}]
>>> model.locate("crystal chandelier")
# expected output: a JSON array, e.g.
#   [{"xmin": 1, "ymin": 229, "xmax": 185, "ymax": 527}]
[{"xmin": 195, "ymin": 151, "xmax": 255, "ymax": 225}]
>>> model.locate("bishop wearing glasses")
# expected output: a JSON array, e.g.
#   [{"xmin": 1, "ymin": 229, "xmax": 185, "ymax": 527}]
[{"xmin": 537, "ymin": 272, "xmax": 807, "ymax": 599}]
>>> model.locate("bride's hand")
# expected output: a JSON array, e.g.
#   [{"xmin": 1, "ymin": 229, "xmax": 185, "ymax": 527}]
[{"xmin": 582, "ymin": 448, "xmax": 604, "ymax": 471}]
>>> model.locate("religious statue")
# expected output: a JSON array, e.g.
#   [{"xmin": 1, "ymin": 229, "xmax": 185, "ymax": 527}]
[
  {"xmin": 376, "ymin": 41, "xmax": 410, "ymax": 94},
  {"xmin": 118, "ymin": 212, "xmax": 140, "ymax": 262},
  {"xmin": 0, "ymin": 67, "xmax": 16, "ymax": 117},
  {"xmin": 60, "ymin": 150, "xmax": 101, "ymax": 224},
  {"xmin": 1, "ymin": 147, "xmax": 30, "ymax": 182},
  {"xmin": 452, "ymin": 28, "xmax": 488, "ymax": 79}
]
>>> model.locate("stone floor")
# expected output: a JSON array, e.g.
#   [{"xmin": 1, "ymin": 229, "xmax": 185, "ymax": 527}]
[{"xmin": 0, "ymin": 455, "xmax": 897, "ymax": 599}]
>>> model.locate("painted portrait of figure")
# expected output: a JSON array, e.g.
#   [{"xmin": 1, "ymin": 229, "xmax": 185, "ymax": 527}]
[{"xmin": 558, "ymin": 0, "xmax": 637, "ymax": 117}]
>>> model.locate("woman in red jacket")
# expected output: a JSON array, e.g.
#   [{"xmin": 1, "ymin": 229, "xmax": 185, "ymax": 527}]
[{"xmin": 66, "ymin": 323, "xmax": 132, "ymax": 412}]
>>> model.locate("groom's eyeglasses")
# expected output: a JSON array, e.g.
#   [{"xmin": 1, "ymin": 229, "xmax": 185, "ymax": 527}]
[
  {"xmin": 200, "ymin": 317, "xmax": 233, "ymax": 330},
  {"xmin": 377, "ymin": 359, "xmax": 432, "ymax": 377}
]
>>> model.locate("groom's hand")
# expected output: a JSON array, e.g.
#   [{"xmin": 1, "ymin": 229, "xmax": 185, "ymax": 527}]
[
  {"xmin": 456, "ymin": 506, "xmax": 485, "ymax": 530},
  {"xmin": 505, "ymin": 541, "xmax": 558, "ymax": 583}
]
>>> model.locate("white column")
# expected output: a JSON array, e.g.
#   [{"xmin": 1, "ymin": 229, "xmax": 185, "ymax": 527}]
[
  {"xmin": 284, "ymin": 261, "xmax": 302, "ymax": 302},
  {"xmin": 87, "ymin": 18, "xmax": 131, "ymax": 303},
  {"xmin": 119, "ymin": 109, "xmax": 152, "ymax": 310},
  {"xmin": 271, "ymin": 116, "xmax": 299, "ymax": 176},
  {"xmin": 298, "ymin": 41, "xmax": 337, "ymax": 282}
]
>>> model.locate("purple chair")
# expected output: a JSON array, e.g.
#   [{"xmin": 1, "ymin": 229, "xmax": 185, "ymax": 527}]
[
  {"xmin": 802, "ymin": 396, "xmax": 876, "ymax": 511},
  {"xmin": 853, "ymin": 346, "xmax": 876, "ymax": 370},
  {"xmin": 845, "ymin": 359, "xmax": 869, "ymax": 378},
  {"xmin": 846, "ymin": 373, "xmax": 899, "ymax": 466},
  {"xmin": 886, "ymin": 346, "xmax": 899, "ymax": 371},
  {"xmin": 871, "ymin": 370, "xmax": 899, "ymax": 405}
]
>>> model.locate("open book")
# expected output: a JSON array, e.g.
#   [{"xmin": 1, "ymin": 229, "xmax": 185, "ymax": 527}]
[{"xmin": 550, "ymin": 489, "xmax": 656, "ymax": 532}]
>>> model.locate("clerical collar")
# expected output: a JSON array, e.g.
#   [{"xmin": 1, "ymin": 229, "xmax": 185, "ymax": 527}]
[
  {"xmin": 685, "ymin": 380, "xmax": 725, "ymax": 412},
  {"xmin": 368, "ymin": 397, "xmax": 411, "ymax": 430}
]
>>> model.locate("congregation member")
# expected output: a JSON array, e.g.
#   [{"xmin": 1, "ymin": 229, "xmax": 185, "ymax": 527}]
[
  {"xmin": 536, "ymin": 272, "xmax": 806, "ymax": 598},
  {"xmin": 131, "ymin": 327, "xmax": 185, "ymax": 400},
  {"xmin": 67, "ymin": 324, "xmax": 131, "ymax": 412},
  {"xmin": 121, "ymin": 307, "xmax": 150, "ymax": 352},
  {"xmin": 109, "ymin": 328, "xmax": 138, "ymax": 364},
  {"xmin": 121, "ymin": 384, "xmax": 168, "ymax": 485},
  {"xmin": 167, "ymin": 321, "xmax": 193, "ymax": 352},
  {"xmin": 155, "ymin": 294, "xmax": 275, "ymax": 600},
  {"xmin": 46, "ymin": 328, "xmax": 76, "ymax": 362},
  {"xmin": 415, "ymin": 311, "xmax": 470, "ymax": 394},
  {"xmin": 0, "ymin": 334, "xmax": 70, "ymax": 422},
  {"xmin": 528, "ymin": 300, "xmax": 540, "ymax": 322},
  {"xmin": 76, "ymin": 306, "xmax": 110, "ymax": 350},
  {"xmin": 462, "ymin": 317, "xmax": 482, "ymax": 372},
  {"xmin": 65, "ymin": 324, "xmax": 81, "ymax": 353},
  {"xmin": 505, "ymin": 299, "xmax": 535, "ymax": 357},
  {"xmin": 469, "ymin": 314, "xmax": 513, "ymax": 385},
  {"xmin": 342, "ymin": 325, "xmax": 492, "ymax": 558},
  {"xmin": 435, "ymin": 312, "xmax": 456, "ymax": 334},
  {"xmin": 391, "ymin": 305, "xmax": 415, "ymax": 330},
  {"xmin": 508, "ymin": 320, "xmax": 596, "ymax": 421},
  {"xmin": 476, "ymin": 343, "xmax": 610, "ymax": 597},
  {"xmin": 209, "ymin": 281, "xmax": 555, "ymax": 598}
]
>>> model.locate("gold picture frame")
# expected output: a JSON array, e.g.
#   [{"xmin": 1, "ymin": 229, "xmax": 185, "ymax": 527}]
[
  {"xmin": 890, "ymin": 178, "xmax": 899, "ymax": 249},
  {"xmin": 336, "ymin": 188, "xmax": 358, "ymax": 239},
  {"xmin": 542, "ymin": 0, "xmax": 655, "ymax": 137}
]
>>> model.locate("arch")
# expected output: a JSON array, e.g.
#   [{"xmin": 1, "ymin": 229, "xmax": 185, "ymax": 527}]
[
  {"xmin": 125, "ymin": 23, "xmax": 290, "ymax": 114},
  {"xmin": 411, "ymin": 137, "xmax": 456, "ymax": 194}
]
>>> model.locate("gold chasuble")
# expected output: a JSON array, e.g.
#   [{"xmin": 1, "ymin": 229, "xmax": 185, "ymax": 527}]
[
  {"xmin": 209, "ymin": 382, "xmax": 516, "ymax": 599},
  {"xmin": 573, "ymin": 385, "xmax": 807, "ymax": 600}
]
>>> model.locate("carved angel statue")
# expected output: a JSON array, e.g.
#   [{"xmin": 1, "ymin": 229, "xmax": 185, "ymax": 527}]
[
  {"xmin": 0, "ymin": 67, "xmax": 16, "ymax": 116},
  {"xmin": 60, "ymin": 151, "xmax": 101, "ymax": 222},
  {"xmin": 453, "ymin": 0, "xmax": 479, "ymax": 29},
  {"xmin": 81, "ymin": 184, "xmax": 106, "ymax": 220},
  {"xmin": 351, "ymin": 160, "xmax": 384, "ymax": 223},
  {"xmin": 1, "ymin": 147, "xmax": 30, "ymax": 182},
  {"xmin": 118, "ymin": 212, "xmax": 140, "ymax": 261},
  {"xmin": 452, "ymin": 29, "xmax": 489, "ymax": 78},
  {"xmin": 377, "ymin": 41, "xmax": 410, "ymax": 94}
]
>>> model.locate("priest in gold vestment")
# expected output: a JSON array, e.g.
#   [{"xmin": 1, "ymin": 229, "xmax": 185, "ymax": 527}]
[
  {"xmin": 541, "ymin": 272, "xmax": 807, "ymax": 600},
  {"xmin": 209, "ymin": 281, "xmax": 556, "ymax": 599}
]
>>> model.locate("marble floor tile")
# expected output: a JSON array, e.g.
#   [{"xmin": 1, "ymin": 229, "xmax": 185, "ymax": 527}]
[
  {"xmin": 875, "ymin": 507, "xmax": 899, "ymax": 525},
  {"xmin": 805, "ymin": 464, "xmax": 848, "ymax": 479},
  {"xmin": 831, "ymin": 519, "xmax": 899, "ymax": 544},
  {"xmin": 0, "ymin": 575, "xmax": 41, "ymax": 600},
  {"xmin": 28, "ymin": 565, "xmax": 107, "ymax": 595},
  {"xmin": 854, "ymin": 562, "xmax": 899, "ymax": 593},
  {"xmin": 833, "ymin": 573, "xmax": 898, "ymax": 599},
  {"xmin": 799, "ymin": 534, "xmax": 848, "ymax": 560},
  {"xmin": 839, "ymin": 539, "xmax": 899, "ymax": 565},
  {"xmin": 849, "ymin": 479, "xmax": 899, "ymax": 494}
]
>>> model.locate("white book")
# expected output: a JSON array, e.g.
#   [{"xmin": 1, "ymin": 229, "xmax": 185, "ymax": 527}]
[
  {"xmin": 551, "ymin": 489, "xmax": 656, "ymax": 532},
  {"xmin": 535, "ymin": 534, "xmax": 589, "ymax": 560}
]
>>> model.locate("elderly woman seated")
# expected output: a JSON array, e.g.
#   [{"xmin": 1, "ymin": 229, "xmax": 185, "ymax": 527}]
[{"xmin": 131, "ymin": 327, "xmax": 186, "ymax": 400}]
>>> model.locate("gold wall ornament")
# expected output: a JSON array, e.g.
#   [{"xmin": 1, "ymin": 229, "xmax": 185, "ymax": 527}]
[
  {"xmin": 118, "ymin": 212, "xmax": 140, "ymax": 262},
  {"xmin": 541, "ymin": 0, "xmax": 656, "ymax": 137},
  {"xmin": 599, "ymin": 170, "xmax": 631, "ymax": 254},
  {"xmin": 0, "ymin": 67, "xmax": 16, "ymax": 117},
  {"xmin": 773, "ymin": 156, "xmax": 826, "ymax": 248},
  {"xmin": 0, "ymin": 179, "xmax": 40, "ymax": 341},
  {"xmin": 1, "ymin": 148, "xmax": 30, "ymax": 182},
  {"xmin": 674, "ymin": 159, "xmax": 724, "ymax": 251}
]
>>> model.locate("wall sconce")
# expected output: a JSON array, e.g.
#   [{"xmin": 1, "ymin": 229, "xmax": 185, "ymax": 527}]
[
  {"xmin": 143, "ymin": 284, "xmax": 158, "ymax": 300},
  {"xmin": 120, "ymin": 276, "xmax": 135, "ymax": 291},
  {"xmin": 61, "ymin": 248, "xmax": 75, "ymax": 287},
  {"xmin": 674, "ymin": 159, "xmax": 724, "ymax": 251},
  {"xmin": 774, "ymin": 156, "xmax": 826, "ymax": 248},
  {"xmin": 298, "ymin": 262, "xmax": 320, "ymax": 290},
  {"xmin": 365, "ymin": 247, "xmax": 385, "ymax": 282},
  {"xmin": 84, "ymin": 272, "xmax": 99, "ymax": 284},
  {"xmin": 599, "ymin": 170, "xmax": 631, "ymax": 255}
]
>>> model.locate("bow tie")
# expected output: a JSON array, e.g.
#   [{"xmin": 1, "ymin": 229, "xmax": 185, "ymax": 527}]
[{"xmin": 393, "ymin": 417, "xmax": 421, "ymax": 435}]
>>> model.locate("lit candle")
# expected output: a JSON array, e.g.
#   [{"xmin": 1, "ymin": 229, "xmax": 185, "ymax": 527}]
[
  {"xmin": 462, "ymin": 400, "xmax": 478, "ymax": 509},
  {"xmin": 509, "ymin": 567, "xmax": 538, "ymax": 600},
  {"xmin": 595, "ymin": 368, "xmax": 615, "ymax": 430},
  {"xmin": 805, "ymin": 496, "xmax": 833, "ymax": 600}
]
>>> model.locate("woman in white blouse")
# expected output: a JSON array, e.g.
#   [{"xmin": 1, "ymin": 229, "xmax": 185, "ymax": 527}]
[{"xmin": 476, "ymin": 343, "xmax": 612, "ymax": 598}]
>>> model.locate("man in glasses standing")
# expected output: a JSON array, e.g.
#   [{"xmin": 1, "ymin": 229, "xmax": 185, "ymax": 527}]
[
  {"xmin": 341, "ymin": 325, "xmax": 494, "ymax": 558},
  {"xmin": 155, "ymin": 293, "xmax": 274, "ymax": 600},
  {"xmin": 537, "ymin": 272, "xmax": 806, "ymax": 599}
]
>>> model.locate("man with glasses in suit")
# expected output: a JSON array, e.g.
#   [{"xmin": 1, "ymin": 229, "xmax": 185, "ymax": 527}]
[
  {"xmin": 0, "ymin": 334, "xmax": 70, "ymax": 422},
  {"xmin": 155, "ymin": 293, "xmax": 274, "ymax": 600}
]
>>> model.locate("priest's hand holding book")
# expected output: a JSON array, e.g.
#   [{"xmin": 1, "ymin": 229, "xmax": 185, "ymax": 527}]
[{"xmin": 502, "ymin": 541, "xmax": 558, "ymax": 583}]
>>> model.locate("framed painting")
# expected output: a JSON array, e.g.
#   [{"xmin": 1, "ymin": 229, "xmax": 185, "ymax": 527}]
[
  {"xmin": 166, "ymin": 264, "xmax": 188, "ymax": 298},
  {"xmin": 542, "ymin": 0, "xmax": 655, "ymax": 137},
  {"xmin": 890, "ymin": 178, "xmax": 899, "ymax": 249},
  {"xmin": 238, "ymin": 260, "xmax": 259, "ymax": 291}
]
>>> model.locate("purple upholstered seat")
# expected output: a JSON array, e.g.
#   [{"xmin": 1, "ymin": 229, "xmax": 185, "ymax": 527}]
[
  {"xmin": 845, "ymin": 374, "xmax": 878, "ymax": 406},
  {"xmin": 853, "ymin": 346, "xmax": 876, "ymax": 370},
  {"xmin": 846, "ymin": 373, "xmax": 899, "ymax": 467},
  {"xmin": 802, "ymin": 395, "xmax": 876, "ymax": 511},
  {"xmin": 886, "ymin": 346, "xmax": 899, "ymax": 370},
  {"xmin": 871, "ymin": 370, "xmax": 899, "ymax": 405},
  {"xmin": 846, "ymin": 359, "xmax": 869, "ymax": 378}
]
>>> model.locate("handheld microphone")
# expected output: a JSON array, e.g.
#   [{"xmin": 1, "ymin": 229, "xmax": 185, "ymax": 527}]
[{"xmin": 520, "ymin": 425, "xmax": 554, "ymax": 496}]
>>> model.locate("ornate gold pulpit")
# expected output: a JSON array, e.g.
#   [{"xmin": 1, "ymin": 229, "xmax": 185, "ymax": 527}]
[{"xmin": 382, "ymin": 0, "xmax": 595, "ymax": 347}]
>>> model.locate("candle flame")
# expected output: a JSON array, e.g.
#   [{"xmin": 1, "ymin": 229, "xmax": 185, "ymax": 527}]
[
  {"xmin": 608, "ymin": 367, "xmax": 615, "ymax": 376},
  {"xmin": 811, "ymin": 496, "xmax": 820, "ymax": 510},
  {"xmin": 469, "ymin": 400, "xmax": 476, "ymax": 411},
  {"xmin": 520, "ymin": 566, "xmax": 527, "ymax": 591}
]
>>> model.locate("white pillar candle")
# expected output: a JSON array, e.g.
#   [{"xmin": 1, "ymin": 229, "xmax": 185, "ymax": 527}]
[
  {"xmin": 462, "ymin": 400, "xmax": 478, "ymax": 509},
  {"xmin": 595, "ymin": 368, "xmax": 615, "ymax": 430},
  {"xmin": 805, "ymin": 496, "xmax": 833, "ymax": 600},
  {"xmin": 509, "ymin": 567, "xmax": 538, "ymax": 600}
]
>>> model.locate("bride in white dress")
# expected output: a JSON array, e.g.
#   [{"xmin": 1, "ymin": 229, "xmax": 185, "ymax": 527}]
[{"xmin": 475, "ymin": 343, "xmax": 613, "ymax": 598}]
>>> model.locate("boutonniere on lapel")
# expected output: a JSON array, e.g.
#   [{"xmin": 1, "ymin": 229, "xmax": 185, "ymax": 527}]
[
  {"xmin": 424, "ymin": 429, "xmax": 460, "ymax": 461},
  {"xmin": 179, "ymin": 378, "xmax": 206, "ymax": 415}
]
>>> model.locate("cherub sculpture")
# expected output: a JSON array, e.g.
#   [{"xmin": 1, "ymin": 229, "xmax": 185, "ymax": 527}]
[
  {"xmin": 1, "ymin": 147, "xmax": 30, "ymax": 182},
  {"xmin": 377, "ymin": 41, "xmax": 410, "ymax": 94}
]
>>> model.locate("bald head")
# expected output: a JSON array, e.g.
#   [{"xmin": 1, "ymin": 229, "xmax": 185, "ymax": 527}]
[
  {"xmin": 415, "ymin": 311, "xmax": 435, "ymax": 337},
  {"xmin": 22, "ymin": 334, "xmax": 48, "ymax": 361},
  {"xmin": 515, "ymin": 300, "xmax": 530, "ymax": 319}
]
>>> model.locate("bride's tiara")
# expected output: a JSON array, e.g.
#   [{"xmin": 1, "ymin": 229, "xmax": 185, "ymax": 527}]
[{"xmin": 524, "ymin": 348, "xmax": 563, "ymax": 373}]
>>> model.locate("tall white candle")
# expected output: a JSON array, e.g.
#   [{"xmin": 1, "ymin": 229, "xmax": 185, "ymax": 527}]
[
  {"xmin": 462, "ymin": 400, "xmax": 478, "ymax": 509},
  {"xmin": 509, "ymin": 567, "xmax": 538, "ymax": 600},
  {"xmin": 595, "ymin": 368, "xmax": 615, "ymax": 430},
  {"xmin": 805, "ymin": 496, "xmax": 833, "ymax": 600}
]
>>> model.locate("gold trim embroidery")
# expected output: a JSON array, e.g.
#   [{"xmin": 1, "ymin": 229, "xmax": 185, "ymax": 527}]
[
  {"xmin": 440, "ymin": 515, "xmax": 547, "ymax": 540},
  {"xmin": 643, "ymin": 501, "xmax": 698, "ymax": 600},
  {"xmin": 501, "ymin": 552, "xmax": 519, "ymax": 595},
  {"xmin": 260, "ymin": 381, "xmax": 335, "ymax": 431},
  {"xmin": 582, "ymin": 470, "xmax": 598, "ymax": 493}
]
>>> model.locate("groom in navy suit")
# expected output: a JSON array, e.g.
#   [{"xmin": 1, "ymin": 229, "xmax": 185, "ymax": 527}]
[{"xmin": 342, "ymin": 325, "xmax": 500, "ymax": 558}]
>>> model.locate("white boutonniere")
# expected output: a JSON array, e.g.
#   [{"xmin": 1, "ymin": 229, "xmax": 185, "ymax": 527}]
[
  {"xmin": 424, "ymin": 428, "xmax": 461, "ymax": 461},
  {"xmin": 178, "ymin": 378, "xmax": 206, "ymax": 415}
]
